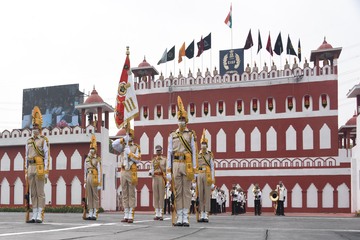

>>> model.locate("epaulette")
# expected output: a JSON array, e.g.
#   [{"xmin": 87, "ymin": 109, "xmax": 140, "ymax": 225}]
[
  {"xmin": 41, "ymin": 135, "xmax": 49, "ymax": 143},
  {"xmin": 191, "ymin": 130, "xmax": 197, "ymax": 141}
]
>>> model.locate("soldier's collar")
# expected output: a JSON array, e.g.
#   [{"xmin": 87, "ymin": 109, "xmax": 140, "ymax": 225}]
[{"xmin": 176, "ymin": 128, "xmax": 188, "ymax": 133}]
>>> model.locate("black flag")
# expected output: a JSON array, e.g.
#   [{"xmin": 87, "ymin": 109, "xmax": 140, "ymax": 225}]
[
  {"xmin": 257, "ymin": 30, "xmax": 262, "ymax": 54},
  {"xmin": 203, "ymin": 33, "xmax": 211, "ymax": 51},
  {"xmin": 185, "ymin": 40, "xmax": 194, "ymax": 59},
  {"xmin": 298, "ymin": 39, "xmax": 302, "ymax": 62},
  {"xmin": 244, "ymin": 29, "xmax": 253, "ymax": 50},
  {"xmin": 286, "ymin": 35, "xmax": 297, "ymax": 56},
  {"xmin": 166, "ymin": 46, "xmax": 175, "ymax": 62},
  {"xmin": 274, "ymin": 32, "xmax": 283, "ymax": 56}
]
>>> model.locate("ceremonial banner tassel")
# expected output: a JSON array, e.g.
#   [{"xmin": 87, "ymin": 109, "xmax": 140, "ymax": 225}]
[{"xmin": 115, "ymin": 47, "xmax": 139, "ymax": 129}]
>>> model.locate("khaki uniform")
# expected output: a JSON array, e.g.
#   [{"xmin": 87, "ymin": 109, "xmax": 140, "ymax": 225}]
[
  {"xmin": 150, "ymin": 155, "xmax": 166, "ymax": 218},
  {"xmin": 197, "ymin": 150, "xmax": 215, "ymax": 218},
  {"xmin": 25, "ymin": 134, "xmax": 49, "ymax": 222},
  {"xmin": 120, "ymin": 142, "xmax": 140, "ymax": 221},
  {"xmin": 84, "ymin": 154, "xmax": 101, "ymax": 213},
  {"xmin": 167, "ymin": 128, "xmax": 197, "ymax": 225}
]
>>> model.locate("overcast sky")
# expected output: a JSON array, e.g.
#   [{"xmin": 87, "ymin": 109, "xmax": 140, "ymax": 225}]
[{"xmin": 0, "ymin": 0, "xmax": 359, "ymax": 134}]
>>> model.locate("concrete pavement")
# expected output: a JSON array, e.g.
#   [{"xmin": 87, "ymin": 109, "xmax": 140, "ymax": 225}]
[{"xmin": 0, "ymin": 211, "xmax": 359, "ymax": 240}]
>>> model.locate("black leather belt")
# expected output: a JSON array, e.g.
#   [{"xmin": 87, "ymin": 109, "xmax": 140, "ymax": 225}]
[
  {"xmin": 174, "ymin": 156, "xmax": 185, "ymax": 160},
  {"xmin": 28, "ymin": 160, "xmax": 36, "ymax": 164}
]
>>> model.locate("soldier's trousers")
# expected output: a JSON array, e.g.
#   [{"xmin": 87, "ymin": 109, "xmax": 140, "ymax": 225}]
[
  {"xmin": 28, "ymin": 165, "xmax": 45, "ymax": 209},
  {"xmin": 197, "ymin": 172, "xmax": 211, "ymax": 212},
  {"xmin": 121, "ymin": 170, "xmax": 136, "ymax": 208},
  {"xmin": 152, "ymin": 175, "xmax": 165, "ymax": 209},
  {"xmin": 173, "ymin": 162, "xmax": 191, "ymax": 209},
  {"xmin": 86, "ymin": 172, "xmax": 99, "ymax": 209}
]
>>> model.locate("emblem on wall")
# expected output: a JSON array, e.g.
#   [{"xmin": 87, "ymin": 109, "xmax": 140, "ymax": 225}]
[{"xmin": 219, "ymin": 48, "xmax": 244, "ymax": 75}]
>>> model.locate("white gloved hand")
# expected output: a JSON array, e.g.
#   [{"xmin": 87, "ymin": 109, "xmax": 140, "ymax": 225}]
[
  {"xmin": 192, "ymin": 182, "xmax": 196, "ymax": 189},
  {"xmin": 211, "ymin": 184, "xmax": 215, "ymax": 190},
  {"xmin": 45, "ymin": 174, "xmax": 49, "ymax": 179},
  {"xmin": 194, "ymin": 173, "xmax": 198, "ymax": 179},
  {"xmin": 124, "ymin": 146, "xmax": 131, "ymax": 155},
  {"xmin": 166, "ymin": 173, "xmax": 172, "ymax": 181},
  {"xmin": 83, "ymin": 183, "xmax": 86, "ymax": 189},
  {"xmin": 97, "ymin": 186, "xmax": 102, "ymax": 191},
  {"xmin": 148, "ymin": 169, "xmax": 153, "ymax": 176}
]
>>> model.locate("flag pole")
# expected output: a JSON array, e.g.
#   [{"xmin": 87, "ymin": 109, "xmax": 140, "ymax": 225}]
[
  {"xmin": 210, "ymin": 48, "xmax": 212, "ymax": 73},
  {"xmin": 184, "ymin": 59, "xmax": 186, "ymax": 77},
  {"xmin": 251, "ymin": 49, "xmax": 253, "ymax": 70}
]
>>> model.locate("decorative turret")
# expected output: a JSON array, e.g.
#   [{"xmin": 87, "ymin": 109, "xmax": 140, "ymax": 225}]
[
  {"xmin": 310, "ymin": 37, "xmax": 342, "ymax": 75},
  {"xmin": 75, "ymin": 86, "xmax": 113, "ymax": 132}
]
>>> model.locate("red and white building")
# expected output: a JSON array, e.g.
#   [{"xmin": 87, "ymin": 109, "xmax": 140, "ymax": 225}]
[{"xmin": 0, "ymin": 39, "xmax": 353, "ymax": 213}]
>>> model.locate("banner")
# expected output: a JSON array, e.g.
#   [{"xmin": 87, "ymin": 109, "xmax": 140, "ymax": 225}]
[
  {"xmin": 219, "ymin": 48, "xmax": 244, "ymax": 75},
  {"xmin": 115, "ymin": 54, "xmax": 139, "ymax": 129}
]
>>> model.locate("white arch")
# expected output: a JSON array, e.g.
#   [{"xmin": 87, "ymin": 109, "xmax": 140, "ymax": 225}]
[
  {"xmin": 322, "ymin": 183, "xmax": 334, "ymax": 208},
  {"xmin": 266, "ymin": 127, "xmax": 277, "ymax": 151},
  {"xmin": 56, "ymin": 177, "xmax": 66, "ymax": 205},
  {"xmin": 45, "ymin": 179, "xmax": 52, "ymax": 204},
  {"xmin": 235, "ymin": 128, "xmax": 245, "ymax": 152},
  {"xmin": 261, "ymin": 184, "xmax": 272, "ymax": 208},
  {"xmin": 247, "ymin": 184, "xmax": 255, "ymax": 208},
  {"xmin": 216, "ymin": 129, "xmax": 226, "ymax": 153},
  {"xmin": 0, "ymin": 178, "xmax": 10, "ymax": 204},
  {"xmin": 286, "ymin": 125, "xmax": 297, "ymax": 150},
  {"xmin": 140, "ymin": 132, "xmax": 149, "ymax": 155},
  {"xmin": 14, "ymin": 177, "xmax": 23, "ymax": 205},
  {"xmin": 307, "ymin": 183, "xmax": 318, "ymax": 208},
  {"xmin": 0, "ymin": 153, "xmax": 10, "ymax": 171},
  {"xmin": 71, "ymin": 150, "xmax": 82, "ymax": 170},
  {"xmin": 291, "ymin": 183, "xmax": 302, "ymax": 208},
  {"xmin": 303, "ymin": 125, "xmax": 314, "ymax": 150},
  {"xmin": 337, "ymin": 183, "xmax": 350, "ymax": 208},
  {"xmin": 14, "ymin": 152, "xmax": 24, "ymax": 171},
  {"xmin": 153, "ymin": 132, "xmax": 164, "ymax": 154},
  {"xmin": 140, "ymin": 184, "xmax": 150, "ymax": 207},
  {"xmin": 250, "ymin": 127, "xmax": 261, "ymax": 152},
  {"xmin": 56, "ymin": 150, "xmax": 67, "ymax": 170},
  {"xmin": 71, "ymin": 176, "xmax": 82, "ymax": 205},
  {"xmin": 320, "ymin": 124, "xmax": 331, "ymax": 149}
]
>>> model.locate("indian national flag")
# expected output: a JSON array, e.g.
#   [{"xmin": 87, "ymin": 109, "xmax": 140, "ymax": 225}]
[{"xmin": 224, "ymin": 4, "xmax": 232, "ymax": 28}]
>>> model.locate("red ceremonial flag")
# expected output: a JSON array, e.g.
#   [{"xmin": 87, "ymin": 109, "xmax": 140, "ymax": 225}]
[
  {"xmin": 266, "ymin": 33, "xmax": 273, "ymax": 56},
  {"xmin": 114, "ymin": 47, "xmax": 139, "ymax": 129},
  {"xmin": 196, "ymin": 36, "xmax": 204, "ymax": 57}
]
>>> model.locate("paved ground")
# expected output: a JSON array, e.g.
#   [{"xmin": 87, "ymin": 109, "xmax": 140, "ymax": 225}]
[{"xmin": 0, "ymin": 212, "xmax": 359, "ymax": 240}]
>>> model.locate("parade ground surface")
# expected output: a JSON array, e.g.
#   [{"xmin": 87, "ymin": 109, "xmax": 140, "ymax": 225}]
[{"xmin": 0, "ymin": 212, "xmax": 359, "ymax": 240}]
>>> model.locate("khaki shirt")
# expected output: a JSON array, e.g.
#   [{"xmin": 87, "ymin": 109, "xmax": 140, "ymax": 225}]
[{"xmin": 25, "ymin": 135, "xmax": 49, "ymax": 170}]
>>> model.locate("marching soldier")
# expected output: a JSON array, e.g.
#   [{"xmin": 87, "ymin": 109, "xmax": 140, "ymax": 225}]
[
  {"xmin": 112, "ymin": 127, "xmax": 141, "ymax": 223},
  {"xmin": 149, "ymin": 145, "xmax": 167, "ymax": 220},
  {"xmin": 253, "ymin": 184, "xmax": 262, "ymax": 216},
  {"xmin": 190, "ymin": 186, "xmax": 196, "ymax": 214},
  {"xmin": 230, "ymin": 185, "xmax": 238, "ymax": 215},
  {"xmin": 164, "ymin": 183, "xmax": 171, "ymax": 215},
  {"xmin": 84, "ymin": 134, "xmax": 102, "ymax": 220},
  {"xmin": 210, "ymin": 186, "xmax": 218, "ymax": 215},
  {"xmin": 276, "ymin": 181, "xmax": 286, "ymax": 216},
  {"xmin": 25, "ymin": 106, "xmax": 50, "ymax": 223},
  {"xmin": 237, "ymin": 188, "xmax": 245, "ymax": 214},
  {"xmin": 166, "ymin": 96, "xmax": 197, "ymax": 227},
  {"xmin": 197, "ymin": 129, "xmax": 215, "ymax": 222}
]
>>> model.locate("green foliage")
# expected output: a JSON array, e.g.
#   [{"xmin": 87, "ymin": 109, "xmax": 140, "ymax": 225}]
[{"xmin": 0, "ymin": 206, "xmax": 104, "ymax": 213}]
